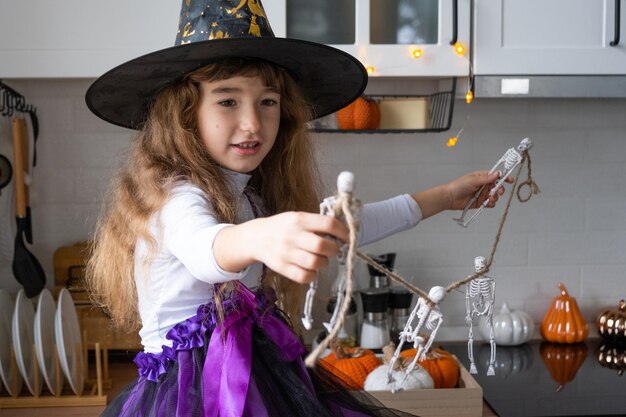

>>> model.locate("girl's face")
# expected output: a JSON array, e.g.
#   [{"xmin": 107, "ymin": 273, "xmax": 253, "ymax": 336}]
[{"xmin": 197, "ymin": 75, "xmax": 281, "ymax": 173}]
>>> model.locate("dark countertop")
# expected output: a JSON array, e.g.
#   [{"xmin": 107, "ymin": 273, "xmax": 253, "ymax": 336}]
[{"xmin": 443, "ymin": 339, "xmax": 626, "ymax": 417}]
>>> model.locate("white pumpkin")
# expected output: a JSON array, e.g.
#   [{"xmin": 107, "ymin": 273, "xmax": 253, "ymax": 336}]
[
  {"xmin": 478, "ymin": 303, "xmax": 534, "ymax": 346},
  {"xmin": 364, "ymin": 363, "xmax": 434, "ymax": 392}
]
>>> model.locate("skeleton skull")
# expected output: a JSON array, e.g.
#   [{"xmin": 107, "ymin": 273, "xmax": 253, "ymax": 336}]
[
  {"xmin": 474, "ymin": 256, "xmax": 486, "ymax": 273},
  {"xmin": 517, "ymin": 137, "xmax": 532, "ymax": 152}
]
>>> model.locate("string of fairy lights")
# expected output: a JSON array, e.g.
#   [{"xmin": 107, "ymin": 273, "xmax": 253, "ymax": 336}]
[{"xmin": 361, "ymin": 41, "xmax": 474, "ymax": 149}]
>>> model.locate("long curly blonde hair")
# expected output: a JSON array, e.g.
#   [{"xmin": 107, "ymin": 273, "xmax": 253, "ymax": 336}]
[{"xmin": 86, "ymin": 58, "xmax": 321, "ymax": 332}]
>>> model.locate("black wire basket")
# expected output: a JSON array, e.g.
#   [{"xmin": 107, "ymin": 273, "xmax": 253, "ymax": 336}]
[{"xmin": 311, "ymin": 78, "xmax": 457, "ymax": 134}]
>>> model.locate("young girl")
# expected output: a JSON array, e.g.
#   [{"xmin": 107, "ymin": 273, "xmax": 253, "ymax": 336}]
[{"xmin": 86, "ymin": 1, "xmax": 508, "ymax": 416}]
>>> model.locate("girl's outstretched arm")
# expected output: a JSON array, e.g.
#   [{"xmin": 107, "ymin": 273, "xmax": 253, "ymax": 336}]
[
  {"xmin": 213, "ymin": 212, "xmax": 349, "ymax": 284},
  {"xmin": 411, "ymin": 170, "xmax": 513, "ymax": 220}
]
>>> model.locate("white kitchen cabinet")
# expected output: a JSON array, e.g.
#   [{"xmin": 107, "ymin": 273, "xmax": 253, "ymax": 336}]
[
  {"xmin": 0, "ymin": 0, "xmax": 179, "ymax": 78},
  {"xmin": 474, "ymin": 0, "xmax": 626, "ymax": 75},
  {"xmin": 265, "ymin": 0, "xmax": 470, "ymax": 77}
]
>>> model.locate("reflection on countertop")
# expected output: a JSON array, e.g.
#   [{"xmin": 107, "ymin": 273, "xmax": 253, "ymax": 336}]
[{"xmin": 443, "ymin": 339, "xmax": 626, "ymax": 417}]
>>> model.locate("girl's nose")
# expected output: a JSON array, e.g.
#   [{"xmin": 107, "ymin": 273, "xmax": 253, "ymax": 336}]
[{"xmin": 240, "ymin": 104, "xmax": 261, "ymax": 133}]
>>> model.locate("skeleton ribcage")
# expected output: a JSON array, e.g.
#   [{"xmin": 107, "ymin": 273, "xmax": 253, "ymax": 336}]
[
  {"xmin": 468, "ymin": 278, "xmax": 494, "ymax": 313},
  {"xmin": 503, "ymin": 149, "xmax": 522, "ymax": 170}
]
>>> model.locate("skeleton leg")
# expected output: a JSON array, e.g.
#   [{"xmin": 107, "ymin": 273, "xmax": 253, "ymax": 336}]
[
  {"xmin": 487, "ymin": 280, "xmax": 497, "ymax": 376},
  {"xmin": 302, "ymin": 280, "xmax": 317, "ymax": 330},
  {"xmin": 302, "ymin": 192, "xmax": 343, "ymax": 330},
  {"xmin": 324, "ymin": 263, "xmax": 347, "ymax": 332},
  {"xmin": 387, "ymin": 300, "xmax": 423, "ymax": 384},
  {"xmin": 399, "ymin": 316, "xmax": 442, "ymax": 389},
  {"xmin": 487, "ymin": 314, "xmax": 496, "ymax": 376},
  {"xmin": 468, "ymin": 316, "xmax": 477, "ymax": 374},
  {"xmin": 396, "ymin": 336, "xmax": 425, "ymax": 392}
]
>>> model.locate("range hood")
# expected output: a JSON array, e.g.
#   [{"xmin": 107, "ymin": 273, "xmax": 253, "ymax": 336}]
[{"xmin": 474, "ymin": 75, "xmax": 626, "ymax": 98}]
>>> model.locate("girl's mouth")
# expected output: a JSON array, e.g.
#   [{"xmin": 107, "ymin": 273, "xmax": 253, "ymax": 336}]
[{"xmin": 232, "ymin": 141, "xmax": 261, "ymax": 155}]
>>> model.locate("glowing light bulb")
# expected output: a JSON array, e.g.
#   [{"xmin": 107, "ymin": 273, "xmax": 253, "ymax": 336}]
[
  {"xmin": 366, "ymin": 66, "xmax": 376, "ymax": 75},
  {"xmin": 454, "ymin": 42, "xmax": 466, "ymax": 56},
  {"xmin": 412, "ymin": 49, "xmax": 423, "ymax": 59},
  {"xmin": 465, "ymin": 90, "xmax": 474, "ymax": 104},
  {"xmin": 447, "ymin": 137, "xmax": 458, "ymax": 147}
]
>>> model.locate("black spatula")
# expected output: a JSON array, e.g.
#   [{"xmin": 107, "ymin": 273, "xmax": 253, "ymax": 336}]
[{"xmin": 11, "ymin": 117, "xmax": 45, "ymax": 298}]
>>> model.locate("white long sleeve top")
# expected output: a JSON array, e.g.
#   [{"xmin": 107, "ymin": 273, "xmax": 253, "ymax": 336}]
[{"xmin": 135, "ymin": 170, "xmax": 422, "ymax": 353}]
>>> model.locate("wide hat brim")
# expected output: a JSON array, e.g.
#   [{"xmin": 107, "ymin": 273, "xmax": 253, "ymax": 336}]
[{"xmin": 85, "ymin": 37, "xmax": 367, "ymax": 130}]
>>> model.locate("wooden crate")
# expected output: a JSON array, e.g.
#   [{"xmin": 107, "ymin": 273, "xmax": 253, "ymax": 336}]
[{"xmin": 367, "ymin": 357, "xmax": 483, "ymax": 417}]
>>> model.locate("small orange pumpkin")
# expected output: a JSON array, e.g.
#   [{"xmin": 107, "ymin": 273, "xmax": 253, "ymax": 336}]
[
  {"xmin": 399, "ymin": 348, "xmax": 460, "ymax": 388},
  {"xmin": 540, "ymin": 342, "xmax": 588, "ymax": 392},
  {"xmin": 541, "ymin": 282, "xmax": 588, "ymax": 344},
  {"xmin": 336, "ymin": 97, "xmax": 381, "ymax": 130},
  {"xmin": 319, "ymin": 342, "xmax": 381, "ymax": 390}
]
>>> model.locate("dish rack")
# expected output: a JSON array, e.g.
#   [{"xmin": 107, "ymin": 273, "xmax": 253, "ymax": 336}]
[
  {"xmin": 54, "ymin": 241, "xmax": 142, "ymax": 351},
  {"xmin": 0, "ymin": 331, "xmax": 107, "ymax": 408}
]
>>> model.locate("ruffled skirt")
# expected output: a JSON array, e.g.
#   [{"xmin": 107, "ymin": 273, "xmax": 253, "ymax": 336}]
[{"xmin": 102, "ymin": 285, "xmax": 417, "ymax": 417}]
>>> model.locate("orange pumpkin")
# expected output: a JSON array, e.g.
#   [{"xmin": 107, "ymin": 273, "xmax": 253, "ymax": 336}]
[
  {"xmin": 336, "ymin": 97, "xmax": 381, "ymax": 130},
  {"xmin": 319, "ymin": 343, "xmax": 381, "ymax": 390},
  {"xmin": 540, "ymin": 342, "xmax": 588, "ymax": 392},
  {"xmin": 541, "ymin": 283, "xmax": 588, "ymax": 344},
  {"xmin": 399, "ymin": 348, "xmax": 460, "ymax": 388}
]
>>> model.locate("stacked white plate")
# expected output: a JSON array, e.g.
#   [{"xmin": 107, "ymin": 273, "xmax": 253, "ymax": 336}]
[
  {"xmin": 0, "ymin": 289, "xmax": 22, "ymax": 396},
  {"xmin": 55, "ymin": 288, "xmax": 84, "ymax": 395},
  {"xmin": 0, "ymin": 288, "xmax": 84, "ymax": 396},
  {"xmin": 12, "ymin": 289, "xmax": 42, "ymax": 395},
  {"xmin": 35, "ymin": 289, "xmax": 62, "ymax": 395}
]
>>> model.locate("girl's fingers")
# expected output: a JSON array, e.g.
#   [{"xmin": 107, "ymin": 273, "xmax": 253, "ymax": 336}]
[
  {"xmin": 298, "ymin": 232, "xmax": 342, "ymax": 257},
  {"xmin": 290, "ymin": 248, "xmax": 330, "ymax": 271},
  {"xmin": 293, "ymin": 212, "xmax": 350, "ymax": 243},
  {"xmin": 281, "ymin": 263, "xmax": 318, "ymax": 284}
]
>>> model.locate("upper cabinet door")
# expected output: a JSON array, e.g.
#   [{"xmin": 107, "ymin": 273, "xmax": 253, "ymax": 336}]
[
  {"xmin": 267, "ymin": 0, "xmax": 470, "ymax": 77},
  {"xmin": 474, "ymin": 0, "xmax": 626, "ymax": 75},
  {"xmin": 0, "ymin": 0, "xmax": 179, "ymax": 78}
]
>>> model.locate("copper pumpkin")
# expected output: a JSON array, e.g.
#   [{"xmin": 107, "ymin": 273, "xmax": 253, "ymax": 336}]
[
  {"xmin": 596, "ymin": 299, "xmax": 626, "ymax": 343},
  {"xmin": 596, "ymin": 341, "xmax": 626, "ymax": 376}
]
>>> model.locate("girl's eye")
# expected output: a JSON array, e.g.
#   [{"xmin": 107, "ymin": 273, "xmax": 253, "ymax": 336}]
[
  {"xmin": 218, "ymin": 99, "xmax": 237, "ymax": 107},
  {"xmin": 262, "ymin": 98, "xmax": 279, "ymax": 106}
]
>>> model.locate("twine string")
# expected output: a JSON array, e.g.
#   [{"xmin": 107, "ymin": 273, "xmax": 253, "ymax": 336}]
[
  {"xmin": 306, "ymin": 153, "xmax": 537, "ymax": 365},
  {"xmin": 305, "ymin": 191, "xmax": 360, "ymax": 367}
]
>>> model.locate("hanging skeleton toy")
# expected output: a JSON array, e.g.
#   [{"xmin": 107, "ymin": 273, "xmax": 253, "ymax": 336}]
[
  {"xmin": 387, "ymin": 286, "xmax": 446, "ymax": 391},
  {"xmin": 455, "ymin": 138, "xmax": 533, "ymax": 227},
  {"xmin": 466, "ymin": 256, "xmax": 496, "ymax": 375},
  {"xmin": 302, "ymin": 171, "xmax": 359, "ymax": 333}
]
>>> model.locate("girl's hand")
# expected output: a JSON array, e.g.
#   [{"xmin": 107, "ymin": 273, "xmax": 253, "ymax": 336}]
[
  {"xmin": 445, "ymin": 170, "xmax": 513, "ymax": 210},
  {"xmin": 251, "ymin": 212, "xmax": 349, "ymax": 284},
  {"xmin": 214, "ymin": 212, "xmax": 349, "ymax": 285}
]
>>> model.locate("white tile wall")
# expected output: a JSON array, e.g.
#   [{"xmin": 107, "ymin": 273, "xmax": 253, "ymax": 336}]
[{"xmin": 1, "ymin": 79, "xmax": 625, "ymax": 342}]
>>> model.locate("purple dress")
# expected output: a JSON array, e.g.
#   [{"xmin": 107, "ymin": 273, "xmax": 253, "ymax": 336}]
[{"xmin": 101, "ymin": 284, "xmax": 418, "ymax": 417}]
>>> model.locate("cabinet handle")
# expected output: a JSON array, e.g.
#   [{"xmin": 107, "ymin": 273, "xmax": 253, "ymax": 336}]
[
  {"xmin": 450, "ymin": 0, "xmax": 458, "ymax": 45},
  {"xmin": 610, "ymin": 0, "xmax": 621, "ymax": 46}
]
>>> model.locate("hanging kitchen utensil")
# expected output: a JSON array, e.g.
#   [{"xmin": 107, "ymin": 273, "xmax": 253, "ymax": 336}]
[
  {"xmin": 12, "ymin": 117, "xmax": 33, "ymax": 243},
  {"xmin": 0, "ymin": 154, "xmax": 11, "ymax": 194},
  {"xmin": 11, "ymin": 117, "xmax": 45, "ymax": 298},
  {"xmin": 16, "ymin": 117, "xmax": 33, "ymax": 243}
]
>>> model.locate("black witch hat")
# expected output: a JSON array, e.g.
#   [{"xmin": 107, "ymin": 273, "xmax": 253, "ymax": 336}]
[{"xmin": 86, "ymin": 0, "xmax": 367, "ymax": 129}]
